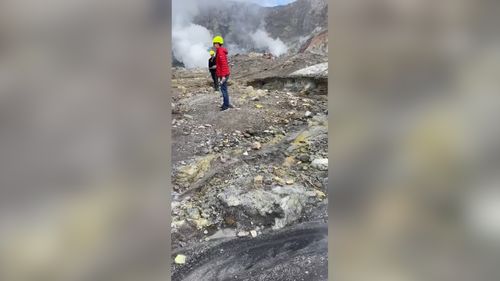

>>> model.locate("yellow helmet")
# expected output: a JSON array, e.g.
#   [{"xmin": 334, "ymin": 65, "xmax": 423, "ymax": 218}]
[
  {"xmin": 209, "ymin": 50, "xmax": 215, "ymax": 56},
  {"xmin": 212, "ymin": 35, "xmax": 224, "ymax": 45}
]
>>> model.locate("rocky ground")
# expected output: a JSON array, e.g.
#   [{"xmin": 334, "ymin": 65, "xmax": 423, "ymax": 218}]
[
  {"xmin": 172, "ymin": 221, "xmax": 328, "ymax": 281},
  {"xmin": 171, "ymin": 52, "xmax": 328, "ymax": 280}
]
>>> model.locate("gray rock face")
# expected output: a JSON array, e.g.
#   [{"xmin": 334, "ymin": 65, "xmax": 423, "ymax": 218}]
[
  {"xmin": 273, "ymin": 194, "xmax": 304, "ymax": 230},
  {"xmin": 193, "ymin": 2, "xmax": 265, "ymax": 52},
  {"xmin": 218, "ymin": 187, "xmax": 281, "ymax": 217},
  {"xmin": 264, "ymin": 0, "xmax": 328, "ymax": 45},
  {"xmin": 217, "ymin": 185, "xmax": 319, "ymax": 229},
  {"xmin": 192, "ymin": 0, "xmax": 328, "ymax": 54},
  {"xmin": 290, "ymin": 62, "xmax": 328, "ymax": 78}
]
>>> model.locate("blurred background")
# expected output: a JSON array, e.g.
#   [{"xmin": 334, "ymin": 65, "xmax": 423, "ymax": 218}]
[
  {"xmin": 0, "ymin": 0, "xmax": 171, "ymax": 280},
  {"xmin": 330, "ymin": 0, "xmax": 500, "ymax": 280}
]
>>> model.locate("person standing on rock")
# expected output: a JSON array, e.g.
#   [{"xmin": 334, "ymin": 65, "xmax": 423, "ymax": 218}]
[
  {"xmin": 213, "ymin": 35, "xmax": 232, "ymax": 111},
  {"xmin": 208, "ymin": 50, "xmax": 218, "ymax": 91}
]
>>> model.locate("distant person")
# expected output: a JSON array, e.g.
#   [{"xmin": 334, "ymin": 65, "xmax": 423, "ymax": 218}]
[
  {"xmin": 213, "ymin": 35, "xmax": 232, "ymax": 111},
  {"xmin": 208, "ymin": 50, "xmax": 218, "ymax": 91}
]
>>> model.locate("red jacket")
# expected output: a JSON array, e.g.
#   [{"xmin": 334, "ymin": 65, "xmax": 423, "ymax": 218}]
[{"xmin": 215, "ymin": 47, "xmax": 230, "ymax": 77}]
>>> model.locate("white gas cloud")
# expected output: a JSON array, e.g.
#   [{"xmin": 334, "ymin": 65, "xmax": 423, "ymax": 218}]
[
  {"xmin": 172, "ymin": 24, "xmax": 212, "ymax": 69},
  {"xmin": 250, "ymin": 29, "xmax": 288, "ymax": 57},
  {"xmin": 172, "ymin": 0, "xmax": 290, "ymax": 68},
  {"xmin": 172, "ymin": 0, "xmax": 212, "ymax": 68}
]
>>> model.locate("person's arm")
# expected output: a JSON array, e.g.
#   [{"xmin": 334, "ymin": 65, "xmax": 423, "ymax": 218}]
[{"xmin": 209, "ymin": 58, "xmax": 217, "ymax": 70}]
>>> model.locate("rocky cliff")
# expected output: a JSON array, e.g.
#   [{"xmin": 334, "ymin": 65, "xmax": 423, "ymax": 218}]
[{"xmin": 192, "ymin": 0, "xmax": 328, "ymax": 54}]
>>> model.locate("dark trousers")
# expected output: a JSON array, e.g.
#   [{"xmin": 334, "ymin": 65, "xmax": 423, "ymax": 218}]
[
  {"xmin": 210, "ymin": 70, "xmax": 218, "ymax": 90},
  {"xmin": 220, "ymin": 76, "xmax": 230, "ymax": 108}
]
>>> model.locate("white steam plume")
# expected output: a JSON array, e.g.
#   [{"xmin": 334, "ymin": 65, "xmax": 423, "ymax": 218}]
[
  {"xmin": 172, "ymin": 0, "xmax": 290, "ymax": 67},
  {"xmin": 172, "ymin": 0, "xmax": 212, "ymax": 68},
  {"xmin": 250, "ymin": 29, "xmax": 288, "ymax": 56},
  {"xmin": 172, "ymin": 24, "xmax": 212, "ymax": 68}
]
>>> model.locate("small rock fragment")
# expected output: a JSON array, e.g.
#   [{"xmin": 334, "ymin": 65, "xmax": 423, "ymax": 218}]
[
  {"xmin": 256, "ymin": 89, "xmax": 266, "ymax": 96},
  {"xmin": 174, "ymin": 254, "xmax": 186, "ymax": 264},
  {"xmin": 283, "ymin": 156, "xmax": 296, "ymax": 167},
  {"xmin": 297, "ymin": 154, "xmax": 310, "ymax": 163},
  {"xmin": 193, "ymin": 218, "xmax": 211, "ymax": 229},
  {"xmin": 252, "ymin": 142, "xmax": 262, "ymax": 150},
  {"xmin": 186, "ymin": 207, "xmax": 200, "ymax": 220},
  {"xmin": 311, "ymin": 158, "xmax": 328, "ymax": 171},
  {"xmin": 245, "ymin": 86, "xmax": 254, "ymax": 94},
  {"xmin": 225, "ymin": 215, "xmax": 236, "ymax": 226},
  {"xmin": 237, "ymin": 231, "xmax": 249, "ymax": 237},
  {"xmin": 315, "ymin": 190, "xmax": 327, "ymax": 199},
  {"xmin": 273, "ymin": 177, "xmax": 286, "ymax": 185},
  {"xmin": 171, "ymin": 220, "xmax": 186, "ymax": 229},
  {"xmin": 254, "ymin": 175, "xmax": 264, "ymax": 187}
]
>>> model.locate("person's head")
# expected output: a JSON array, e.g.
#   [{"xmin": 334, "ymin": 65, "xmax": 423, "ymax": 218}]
[
  {"xmin": 210, "ymin": 50, "xmax": 215, "ymax": 57},
  {"xmin": 212, "ymin": 36, "xmax": 224, "ymax": 49}
]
